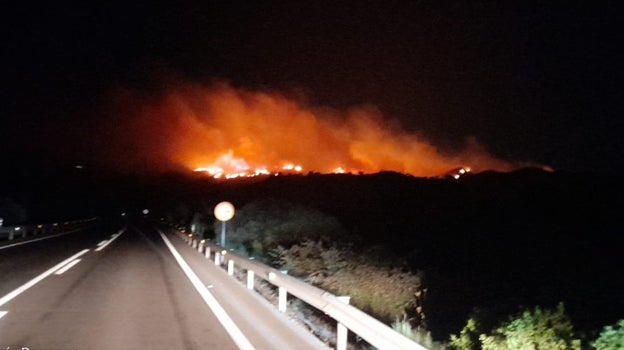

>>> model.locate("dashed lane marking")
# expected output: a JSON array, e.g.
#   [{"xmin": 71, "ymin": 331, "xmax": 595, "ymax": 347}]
[
  {"xmin": 54, "ymin": 259, "xmax": 82, "ymax": 275},
  {"xmin": 0, "ymin": 249, "xmax": 90, "ymax": 307},
  {"xmin": 95, "ymin": 229, "xmax": 125, "ymax": 252}
]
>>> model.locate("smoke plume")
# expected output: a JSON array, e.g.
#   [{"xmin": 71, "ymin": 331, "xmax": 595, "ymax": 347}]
[{"xmin": 94, "ymin": 81, "xmax": 516, "ymax": 176}]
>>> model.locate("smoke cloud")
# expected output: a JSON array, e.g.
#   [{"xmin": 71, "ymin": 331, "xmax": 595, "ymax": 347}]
[{"xmin": 93, "ymin": 81, "xmax": 517, "ymax": 176}]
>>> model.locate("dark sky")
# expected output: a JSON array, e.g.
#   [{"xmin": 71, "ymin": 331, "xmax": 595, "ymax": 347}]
[{"xmin": 3, "ymin": 1, "xmax": 622, "ymax": 173}]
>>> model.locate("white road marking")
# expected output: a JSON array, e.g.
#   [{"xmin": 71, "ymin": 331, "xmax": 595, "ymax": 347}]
[
  {"xmin": 97, "ymin": 239, "xmax": 108, "ymax": 246},
  {"xmin": 0, "ymin": 311, "xmax": 7, "ymax": 319},
  {"xmin": 54, "ymin": 259, "xmax": 82, "ymax": 275},
  {"xmin": 159, "ymin": 231, "xmax": 256, "ymax": 350},
  {"xmin": 0, "ymin": 249, "xmax": 90, "ymax": 307},
  {"xmin": 95, "ymin": 229, "xmax": 125, "ymax": 252}
]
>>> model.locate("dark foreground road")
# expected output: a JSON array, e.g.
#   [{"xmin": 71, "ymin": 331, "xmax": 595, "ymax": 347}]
[{"xmin": 0, "ymin": 221, "xmax": 327, "ymax": 350}]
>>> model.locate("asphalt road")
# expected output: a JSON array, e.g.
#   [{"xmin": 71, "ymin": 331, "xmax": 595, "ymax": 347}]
[{"xmin": 0, "ymin": 221, "xmax": 328, "ymax": 350}]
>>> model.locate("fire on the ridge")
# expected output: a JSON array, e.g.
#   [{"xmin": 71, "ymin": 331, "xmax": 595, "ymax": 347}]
[{"xmin": 192, "ymin": 151, "xmax": 350, "ymax": 179}]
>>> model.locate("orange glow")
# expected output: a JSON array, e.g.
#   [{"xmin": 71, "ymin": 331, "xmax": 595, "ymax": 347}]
[{"xmin": 99, "ymin": 81, "xmax": 530, "ymax": 177}]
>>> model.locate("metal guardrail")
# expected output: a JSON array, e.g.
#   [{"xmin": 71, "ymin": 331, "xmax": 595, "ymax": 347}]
[
  {"xmin": 171, "ymin": 228, "xmax": 426, "ymax": 350},
  {"xmin": 0, "ymin": 217, "xmax": 98, "ymax": 242}
]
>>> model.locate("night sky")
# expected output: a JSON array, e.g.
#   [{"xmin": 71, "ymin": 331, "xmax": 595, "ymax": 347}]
[{"xmin": 3, "ymin": 1, "xmax": 622, "ymax": 173}]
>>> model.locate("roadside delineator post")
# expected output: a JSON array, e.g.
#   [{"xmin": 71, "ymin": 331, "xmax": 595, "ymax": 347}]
[
  {"xmin": 268, "ymin": 271, "xmax": 289, "ymax": 313},
  {"xmin": 228, "ymin": 259, "xmax": 234, "ymax": 275},
  {"xmin": 278, "ymin": 287, "xmax": 287, "ymax": 312},
  {"xmin": 336, "ymin": 296, "xmax": 351, "ymax": 350},
  {"xmin": 247, "ymin": 270, "xmax": 255, "ymax": 290}
]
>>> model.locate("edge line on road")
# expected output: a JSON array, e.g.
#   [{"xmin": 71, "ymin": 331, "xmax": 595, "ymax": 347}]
[
  {"xmin": 0, "ymin": 311, "xmax": 7, "ymax": 320},
  {"xmin": 159, "ymin": 230, "xmax": 256, "ymax": 350},
  {"xmin": 0, "ymin": 249, "xmax": 90, "ymax": 307}
]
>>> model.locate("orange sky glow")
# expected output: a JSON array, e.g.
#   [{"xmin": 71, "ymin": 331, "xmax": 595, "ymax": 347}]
[{"xmin": 101, "ymin": 82, "xmax": 521, "ymax": 177}]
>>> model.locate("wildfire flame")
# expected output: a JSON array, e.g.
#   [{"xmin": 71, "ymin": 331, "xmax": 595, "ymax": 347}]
[
  {"xmin": 98, "ymin": 81, "xmax": 521, "ymax": 177},
  {"xmin": 194, "ymin": 151, "xmax": 323, "ymax": 178}
]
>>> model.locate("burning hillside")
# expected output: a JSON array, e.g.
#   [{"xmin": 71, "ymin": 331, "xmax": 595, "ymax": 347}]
[{"xmin": 97, "ymin": 81, "xmax": 523, "ymax": 177}]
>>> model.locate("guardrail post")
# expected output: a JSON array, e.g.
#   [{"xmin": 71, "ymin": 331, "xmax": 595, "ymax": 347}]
[
  {"xmin": 247, "ymin": 270, "xmax": 255, "ymax": 290},
  {"xmin": 205, "ymin": 247, "xmax": 211, "ymax": 259},
  {"xmin": 227, "ymin": 259, "xmax": 234, "ymax": 275},
  {"xmin": 278, "ymin": 287, "xmax": 287, "ymax": 312},
  {"xmin": 336, "ymin": 296, "xmax": 351, "ymax": 350},
  {"xmin": 215, "ymin": 252, "xmax": 221, "ymax": 265}
]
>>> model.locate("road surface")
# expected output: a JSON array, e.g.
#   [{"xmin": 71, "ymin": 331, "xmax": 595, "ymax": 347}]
[{"xmin": 0, "ymin": 221, "xmax": 328, "ymax": 350}]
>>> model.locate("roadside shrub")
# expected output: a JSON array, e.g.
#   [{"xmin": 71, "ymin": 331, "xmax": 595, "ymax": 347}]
[
  {"xmin": 271, "ymin": 239, "xmax": 421, "ymax": 322},
  {"xmin": 450, "ymin": 318, "xmax": 480, "ymax": 350},
  {"xmin": 451, "ymin": 303, "xmax": 581, "ymax": 350},
  {"xmin": 220, "ymin": 199, "xmax": 344, "ymax": 256},
  {"xmin": 394, "ymin": 316, "xmax": 448, "ymax": 350},
  {"xmin": 592, "ymin": 319, "xmax": 624, "ymax": 350}
]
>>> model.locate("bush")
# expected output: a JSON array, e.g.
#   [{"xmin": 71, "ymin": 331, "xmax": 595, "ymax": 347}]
[
  {"xmin": 592, "ymin": 319, "xmax": 624, "ymax": 350},
  {"xmin": 451, "ymin": 303, "xmax": 581, "ymax": 350},
  {"xmin": 450, "ymin": 318, "xmax": 480, "ymax": 350},
  {"xmin": 394, "ymin": 316, "xmax": 448, "ymax": 350},
  {"xmin": 220, "ymin": 200, "xmax": 344, "ymax": 256},
  {"xmin": 271, "ymin": 239, "xmax": 421, "ymax": 322}
]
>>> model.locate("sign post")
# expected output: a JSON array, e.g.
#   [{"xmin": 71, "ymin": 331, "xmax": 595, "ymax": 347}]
[{"xmin": 214, "ymin": 201, "xmax": 235, "ymax": 247}]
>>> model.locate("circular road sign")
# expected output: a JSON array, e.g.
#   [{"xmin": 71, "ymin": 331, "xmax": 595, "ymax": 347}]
[{"xmin": 214, "ymin": 201, "xmax": 235, "ymax": 222}]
